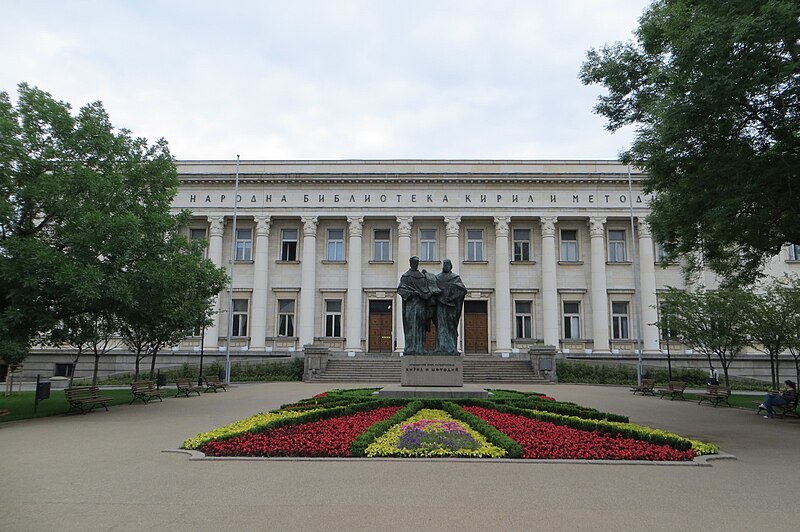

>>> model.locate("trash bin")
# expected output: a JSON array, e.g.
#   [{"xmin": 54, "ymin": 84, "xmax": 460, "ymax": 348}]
[
  {"xmin": 218, "ymin": 369, "xmax": 225, "ymax": 380},
  {"xmin": 157, "ymin": 374, "xmax": 167, "ymax": 387}
]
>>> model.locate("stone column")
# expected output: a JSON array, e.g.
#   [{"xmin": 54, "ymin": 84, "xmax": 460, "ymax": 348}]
[
  {"xmin": 589, "ymin": 217, "xmax": 610, "ymax": 354},
  {"xmin": 204, "ymin": 216, "xmax": 225, "ymax": 349},
  {"xmin": 637, "ymin": 220, "xmax": 661, "ymax": 353},
  {"xmin": 345, "ymin": 216, "xmax": 364, "ymax": 352},
  {"xmin": 395, "ymin": 216, "xmax": 413, "ymax": 352},
  {"xmin": 444, "ymin": 216, "xmax": 461, "ymax": 265},
  {"xmin": 250, "ymin": 216, "xmax": 271, "ymax": 351},
  {"xmin": 540, "ymin": 216, "xmax": 559, "ymax": 347},
  {"xmin": 299, "ymin": 216, "xmax": 318, "ymax": 347},
  {"xmin": 494, "ymin": 216, "xmax": 512, "ymax": 353}
]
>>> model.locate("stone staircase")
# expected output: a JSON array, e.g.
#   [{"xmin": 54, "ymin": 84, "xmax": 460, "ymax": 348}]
[{"xmin": 305, "ymin": 355, "xmax": 545, "ymax": 383}]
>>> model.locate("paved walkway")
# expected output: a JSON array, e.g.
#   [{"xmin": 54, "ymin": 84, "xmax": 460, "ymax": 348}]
[{"xmin": 1, "ymin": 382, "xmax": 797, "ymax": 531}]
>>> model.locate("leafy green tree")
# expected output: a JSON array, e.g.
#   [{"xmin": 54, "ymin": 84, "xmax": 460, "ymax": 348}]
[
  {"xmin": 117, "ymin": 226, "xmax": 228, "ymax": 380},
  {"xmin": 0, "ymin": 83, "xmax": 176, "ymax": 364},
  {"xmin": 779, "ymin": 279, "xmax": 800, "ymax": 386},
  {"xmin": 746, "ymin": 277, "xmax": 798, "ymax": 389},
  {"xmin": 581, "ymin": 1, "xmax": 800, "ymax": 284},
  {"xmin": 45, "ymin": 312, "xmax": 120, "ymax": 385},
  {"xmin": 656, "ymin": 287, "xmax": 751, "ymax": 386}
]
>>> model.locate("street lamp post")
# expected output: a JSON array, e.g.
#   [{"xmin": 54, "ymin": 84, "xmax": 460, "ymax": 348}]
[
  {"xmin": 197, "ymin": 326, "xmax": 206, "ymax": 386},
  {"xmin": 661, "ymin": 303, "xmax": 673, "ymax": 381}
]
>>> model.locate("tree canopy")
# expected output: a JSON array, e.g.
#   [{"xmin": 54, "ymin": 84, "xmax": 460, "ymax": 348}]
[
  {"xmin": 0, "ymin": 83, "xmax": 227, "ymax": 366},
  {"xmin": 580, "ymin": 0, "xmax": 800, "ymax": 284}
]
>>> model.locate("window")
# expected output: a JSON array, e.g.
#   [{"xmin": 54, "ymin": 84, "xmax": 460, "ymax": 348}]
[
  {"xmin": 655, "ymin": 242, "xmax": 670, "ymax": 262},
  {"xmin": 466, "ymin": 229, "xmax": 484, "ymax": 261},
  {"xmin": 325, "ymin": 300, "xmax": 342, "ymax": 337},
  {"xmin": 563, "ymin": 301, "xmax": 581, "ymax": 339},
  {"xmin": 190, "ymin": 228, "xmax": 207, "ymax": 241},
  {"xmin": 327, "ymin": 228, "xmax": 345, "ymax": 261},
  {"xmin": 515, "ymin": 301, "xmax": 533, "ymax": 339},
  {"xmin": 608, "ymin": 230, "xmax": 626, "ymax": 262},
  {"xmin": 560, "ymin": 230, "xmax": 578, "ymax": 262},
  {"xmin": 788, "ymin": 244, "xmax": 800, "ymax": 261},
  {"xmin": 513, "ymin": 229, "xmax": 531, "ymax": 261},
  {"xmin": 281, "ymin": 228, "xmax": 298, "ymax": 261},
  {"xmin": 419, "ymin": 229, "xmax": 437, "ymax": 261},
  {"xmin": 235, "ymin": 228, "xmax": 252, "ymax": 261},
  {"xmin": 54, "ymin": 363, "xmax": 74, "ymax": 378},
  {"xmin": 231, "ymin": 299, "xmax": 248, "ymax": 337},
  {"xmin": 612, "ymin": 301, "xmax": 630, "ymax": 339},
  {"xmin": 374, "ymin": 229, "xmax": 391, "ymax": 261},
  {"xmin": 278, "ymin": 299, "xmax": 295, "ymax": 337}
]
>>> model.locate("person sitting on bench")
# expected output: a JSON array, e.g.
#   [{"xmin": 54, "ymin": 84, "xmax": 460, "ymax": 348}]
[{"xmin": 760, "ymin": 380, "xmax": 797, "ymax": 419}]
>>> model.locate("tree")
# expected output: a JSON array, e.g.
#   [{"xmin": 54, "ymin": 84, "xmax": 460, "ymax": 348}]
[
  {"xmin": 656, "ymin": 287, "xmax": 751, "ymax": 386},
  {"xmin": 780, "ymin": 279, "xmax": 800, "ymax": 386},
  {"xmin": 745, "ymin": 277, "xmax": 797, "ymax": 389},
  {"xmin": 45, "ymin": 312, "xmax": 120, "ymax": 385},
  {"xmin": 580, "ymin": 1, "xmax": 800, "ymax": 284},
  {"xmin": 0, "ymin": 83, "xmax": 177, "ymax": 364},
  {"xmin": 117, "ymin": 222, "xmax": 228, "ymax": 380}
]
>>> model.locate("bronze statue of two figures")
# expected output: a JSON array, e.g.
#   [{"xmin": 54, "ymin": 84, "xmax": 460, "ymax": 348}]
[{"xmin": 397, "ymin": 257, "xmax": 467, "ymax": 355}]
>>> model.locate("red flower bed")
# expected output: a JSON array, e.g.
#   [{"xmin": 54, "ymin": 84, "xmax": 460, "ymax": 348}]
[
  {"xmin": 464, "ymin": 406, "xmax": 695, "ymax": 461},
  {"xmin": 200, "ymin": 406, "xmax": 401, "ymax": 457}
]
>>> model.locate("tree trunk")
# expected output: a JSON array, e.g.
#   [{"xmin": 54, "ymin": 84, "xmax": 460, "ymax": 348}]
[
  {"xmin": 149, "ymin": 349, "xmax": 158, "ymax": 380},
  {"xmin": 69, "ymin": 348, "xmax": 83, "ymax": 386},
  {"xmin": 92, "ymin": 353, "xmax": 100, "ymax": 385}
]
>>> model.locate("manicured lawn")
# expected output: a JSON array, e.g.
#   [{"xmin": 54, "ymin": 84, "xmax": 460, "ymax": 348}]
[
  {"xmin": 0, "ymin": 387, "xmax": 176, "ymax": 423},
  {"xmin": 684, "ymin": 392, "xmax": 763, "ymax": 409}
]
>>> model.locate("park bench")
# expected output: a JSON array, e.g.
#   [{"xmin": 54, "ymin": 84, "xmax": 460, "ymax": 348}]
[
  {"xmin": 755, "ymin": 393, "xmax": 799, "ymax": 418},
  {"xmin": 697, "ymin": 385, "xmax": 732, "ymax": 407},
  {"xmin": 203, "ymin": 375, "xmax": 229, "ymax": 393},
  {"xmin": 657, "ymin": 381, "xmax": 687, "ymax": 401},
  {"xmin": 630, "ymin": 378, "xmax": 656, "ymax": 396},
  {"xmin": 175, "ymin": 378, "xmax": 203, "ymax": 398},
  {"xmin": 129, "ymin": 381, "xmax": 164, "ymax": 404},
  {"xmin": 64, "ymin": 386, "xmax": 112, "ymax": 414}
]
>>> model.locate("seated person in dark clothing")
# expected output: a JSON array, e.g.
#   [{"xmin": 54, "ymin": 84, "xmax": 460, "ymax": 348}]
[{"xmin": 760, "ymin": 380, "xmax": 797, "ymax": 419}]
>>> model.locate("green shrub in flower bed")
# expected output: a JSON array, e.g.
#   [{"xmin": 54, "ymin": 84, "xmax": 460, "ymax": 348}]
[
  {"xmin": 350, "ymin": 400, "xmax": 425, "ymax": 456},
  {"xmin": 490, "ymin": 397, "xmax": 629, "ymax": 423}
]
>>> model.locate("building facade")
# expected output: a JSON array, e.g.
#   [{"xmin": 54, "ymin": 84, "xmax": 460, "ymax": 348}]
[{"xmin": 175, "ymin": 159, "xmax": 693, "ymax": 357}]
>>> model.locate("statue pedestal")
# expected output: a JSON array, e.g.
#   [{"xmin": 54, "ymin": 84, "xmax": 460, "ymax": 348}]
[{"xmin": 400, "ymin": 355, "xmax": 463, "ymax": 387}]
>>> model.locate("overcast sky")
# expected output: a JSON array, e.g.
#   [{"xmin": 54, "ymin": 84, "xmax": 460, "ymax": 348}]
[{"xmin": 2, "ymin": 0, "xmax": 651, "ymax": 161}]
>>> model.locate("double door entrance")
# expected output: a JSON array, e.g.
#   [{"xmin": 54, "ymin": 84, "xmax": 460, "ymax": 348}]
[{"xmin": 368, "ymin": 299, "xmax": 489, "ymax": 354}]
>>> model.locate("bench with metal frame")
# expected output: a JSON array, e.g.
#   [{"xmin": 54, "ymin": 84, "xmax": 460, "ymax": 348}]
[
  {"xmin": 657, "ymin": 381, "xmax": 687, "ymax": 400},
  {"xmin": 130, "ymin": 380, "xmax": 164, "ymax": 404},
  {"xmin": 755, "ymin": 393, "xmax": 799, "ymax": 418},
  {"xmin": 697, "ymin": 385, "xmax": 732, "ymax": 407},
  {"xmin": 64, "ymin": 386, "xmax": 112, "ymax": 414},
  {"xmin": 203, "ymin": 375, "xmax": 229, "ymax": 393},
  {"xmin": 175, "ymin": 378, "xmax": 203, "ymax": 398},
  {"xmin": 630, "ymin": 378, "xmax": 656, "ymax": 396}
]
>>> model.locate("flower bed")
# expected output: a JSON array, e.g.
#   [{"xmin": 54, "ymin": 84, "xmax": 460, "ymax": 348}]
[
  {"xmin": 200, "ymin": 406, "xmax": 401, "ymax": 457},
  {"xmin": 464, "ymin": 406, "xmax": 696, "ymax": 461},
  {"xmin": 183, "ymin": 389, "xmax": 716, "ymax": 461}
]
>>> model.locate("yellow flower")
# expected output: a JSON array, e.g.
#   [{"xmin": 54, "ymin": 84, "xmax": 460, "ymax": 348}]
[{"xmin": 182, "ymin": 408, "xmax": 320, "ymax": 449}]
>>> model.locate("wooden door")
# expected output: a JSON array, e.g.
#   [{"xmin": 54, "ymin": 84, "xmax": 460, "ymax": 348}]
[
  {"xmin": 368, "ymin": 300, "xmax": 393, "ymax": 352},
  {"xmin": 463, "ymin": 301, "xmax": 488, "ymax": 353}
]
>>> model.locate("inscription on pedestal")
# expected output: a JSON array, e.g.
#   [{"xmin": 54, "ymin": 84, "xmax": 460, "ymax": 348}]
[{"xmin": 401, "ymin": 355, "xmax": 463, "ymax": 387}]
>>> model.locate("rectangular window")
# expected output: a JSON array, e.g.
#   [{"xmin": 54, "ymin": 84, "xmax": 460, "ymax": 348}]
[
  {"xmin": 325, "ymin": 300, "xmax": 342, "ymax": 337},
  {"xmin": 563, "ymin": 301, "xmax": 581, "ymax": 339},
  {"xmin": 655, "ymin": 242, "xmax": 669, "ymax": 262},
  {"xmin": 327, "ymin": 228, "xmax": 345, "ymax": 261},
  {"xmin": 374, "ymin": 229, "xmax": 391, "ymax": 261},
  {"xmin": 281, "ymin": 228, "xmax": 298, "ymax": 261},
  {"xmin": 419, "ymin": 229, "xmax": 437, "ymax": 261},
  {"xmin": 466, "ymin": 229, "xmax": 484, "ymax": 261},
  {"xmin": 231, "ymin": 299, "xmax": 248, "ymax": 337},
  {"xmin": 514, "ymin": 301, "xmax": 533, "ymax": 339},
  {"xmin": 789, "ymin": 244, "xmax": 800, "ymax": 261},
  {"xmin": 277, "ymin": 299, "xmax": 295, "ymax": 337},
  {"xmin": 54, "ymin": 363, "xmax": 74, "ymax": 378},
  {"xmin": 560, "ymin": 230, "xmax": 578, "ymax": 262},
  {"xmin": 513, "ymin": 229, "xmax": 531, "ymax": 261},
  {"xmin": 612, "ymin": 301, "xmax": 630, "ymax": 339},
  {"xmin": 608, "ymin": 229, "xmax": 626, "ymax": 262},
  {"xmin": 190, "ymin": 228, "xmax": 207, "ymax": 241},
  {"xmin": 235, "ymin": 228, "xmax": 253, "ymax": 261}
]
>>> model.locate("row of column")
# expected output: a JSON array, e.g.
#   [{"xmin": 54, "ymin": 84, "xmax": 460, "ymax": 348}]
[{"xmin": 202, "ymin": 214, "xmax": 661, "ymax": 354}]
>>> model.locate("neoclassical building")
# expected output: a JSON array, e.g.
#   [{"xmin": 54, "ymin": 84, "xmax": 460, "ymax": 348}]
[{"xmin": 176, "ymin": 160, "xmax": 692, "ymax": 358}]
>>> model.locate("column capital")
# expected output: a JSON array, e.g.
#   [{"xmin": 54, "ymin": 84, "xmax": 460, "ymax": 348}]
[
  {"xmin": 208, "ymin": 216, "xmax": 225, "ymax": 237},
  {"xmin": 255, "ymin": 216, "xmax": 271, "ymax": 237},
  {"xmin": 396, "ymin": 216, "xmax": 413, "ymax": 237},
  {"xmin": 540, "ymin": 216, "xmax": 558, "ymax": 237},
  {"xmin": 493, "ymin": 216, "xmax": 511, "ymax": 238},
  {"xmin": 301, "ymin": 216, "xmax": 318, "ymax": 237},
  {"xmin": 444, "ymin": 216, "xmax": 461, "ymax": 237},
  {"xmin": 637, "ymin": 219, "xmax": 652, "ymax": 238},
  {"xmin": 347, "ymin": 216, "xmax": 364, "ymax": 237},
  {"xmin": 588, "ymin": 217, "xmax": 607, "ymax": 237}
]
